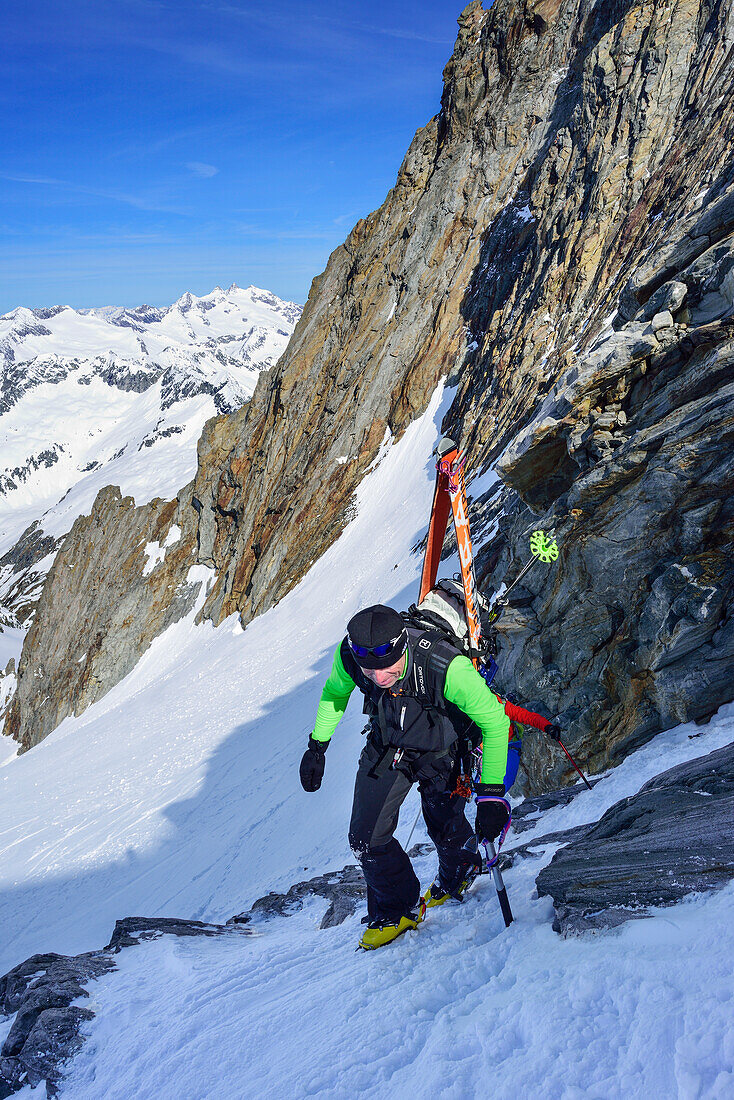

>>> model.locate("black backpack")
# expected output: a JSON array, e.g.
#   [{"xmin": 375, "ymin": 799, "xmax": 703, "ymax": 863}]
[
  {"xmin": 401, "ymin": 579, "xmax": 501, "ymax": 778},
  {"xmin": 402, "ymin": 577, "xmax": 495, "ymax": 663}
]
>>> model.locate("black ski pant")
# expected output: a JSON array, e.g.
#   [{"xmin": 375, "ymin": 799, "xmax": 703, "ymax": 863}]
[{"xmin": 348, "ymin": 739, "xmax": 475, "ymax": 923}]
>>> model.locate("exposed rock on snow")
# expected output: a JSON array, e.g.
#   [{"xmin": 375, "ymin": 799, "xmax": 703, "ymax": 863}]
[
  {"xmin": 535, "ymin": 742, "xmax": 734, "ymax": 934},
  {"xmin": 0, "ymin": 522, "xmax": 61, "ymax": 627},
  {"xmin": 229, "ymin": 862, "xmax": 369, "ymax": 930},
  {"xmin": 106, "ymin": 916, "xmax": 250, "ymax": 951},
  {"xmin": 0, "ymin": 917, "xmax": 253, "ymax": 1098},
  {"xmin": 0, "ymin": 951, "xmax": 114, "ymax": 1097},
  {"xmin": 226, "ymin": 847, "xmax": 431, "ymax": 931},
  {"xmin": 510, "ymin": 777, "xmax": 603, "ymax": 835}
]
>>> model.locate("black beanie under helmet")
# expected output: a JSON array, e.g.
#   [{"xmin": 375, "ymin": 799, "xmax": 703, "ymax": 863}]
[{"xmin": 346, "ymin": 604, "xmax": 408, "ymax": 669}]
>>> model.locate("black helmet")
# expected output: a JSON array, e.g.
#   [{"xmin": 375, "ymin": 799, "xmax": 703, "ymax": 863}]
[{"xmin": 346, "ymin": 605, "xmax": 408, "ymax": 669}]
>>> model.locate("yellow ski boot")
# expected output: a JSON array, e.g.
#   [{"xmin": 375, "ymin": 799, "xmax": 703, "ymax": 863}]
[
  {"xmin": 358, "ymin": 901, "xmax": 426, "ymax": 950},
  {"xmin": 423, "ymin": 857, "xmax": 481, "ymax": 908},
  {"xmin": 423, "ymin": 881, "xmax": 453, "ymax": 908}
]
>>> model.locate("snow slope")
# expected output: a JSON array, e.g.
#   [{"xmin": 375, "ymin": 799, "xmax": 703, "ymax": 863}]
[
  {"xmin": 0, "ymin": 383, "xmax": 732, "ymax": 1097},
  {"xmin": 66, "ymin": 852, "xmax": 734, "ymax": 1099}
]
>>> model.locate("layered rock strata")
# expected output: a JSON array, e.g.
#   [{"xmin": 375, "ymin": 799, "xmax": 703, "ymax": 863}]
[
  {"xmin": 535, "ymin": 742, "xmax": 734, "ymax": 933},
  {"xmin": 462, "ymin": 32, "xmax": 734, "ymax": 785},
  {"xmin": 6, "ymin": 0, "xmax": 734, "ymax": 774}
]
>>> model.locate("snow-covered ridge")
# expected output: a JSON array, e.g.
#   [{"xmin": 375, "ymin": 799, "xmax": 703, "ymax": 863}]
[
  {"xmin": 0, "ymin": 284, "xmax": 301, "ymax": 641},
  {"xmin": 0, "ymin": 284, "xmax": 301, "ymax": 417}
]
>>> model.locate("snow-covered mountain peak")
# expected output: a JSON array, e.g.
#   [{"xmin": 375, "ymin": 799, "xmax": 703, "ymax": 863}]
[
  {"xmin": 175, "ymin": 291, "xmax": 196, "ymax": 311},
  {"xmin": 0, "ymin": 284, "xmax": 302, "ymax": 633}
]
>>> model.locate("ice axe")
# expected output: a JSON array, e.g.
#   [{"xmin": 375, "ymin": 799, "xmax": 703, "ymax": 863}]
[{"xmin": 480, "ymin": 838, "xmax": 514, "ymax": 928}]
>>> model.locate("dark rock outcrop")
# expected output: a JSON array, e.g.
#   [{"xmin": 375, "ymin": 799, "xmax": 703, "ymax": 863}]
[
  {"xmin": 499, "ymin": 822, "xmax": 594, "ymax": 868},
  {"xmin": 228, "ymin": 844, "xmax": 436, "ymax": 930},
  {"xmin": 229, "ymin": 863, "xmax": 368, "ymax": 930},
  {"xmin": 0, "ymin": 917, "xmax": 254, "ymax": 1098},
  {"xmin": 105, "ymin": 915, "xmax": 241, "ymax": 951},
  {"xmin": 510, "ymin": 777, "xmax": 602, "ymax": 834},
  {"xmin": 0, "ymin": 523, "xmax": 62, "ymax": 628},
  {"xmin": 535, "ymin": 742, "xmax": 734, "ymax": 934},
  {"xmin": 0, "ymin": 952, "xmax": 113, "ymax": 1098}
]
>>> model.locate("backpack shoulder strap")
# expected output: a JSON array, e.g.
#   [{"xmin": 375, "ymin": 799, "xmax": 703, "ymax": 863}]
[
  {"xmin": 409, "ymin": 631, "xmax": 459, "ymax": 709},
  {"xmin": 409, "ymin": 631, "xmax": 476, "ymax": 753}
]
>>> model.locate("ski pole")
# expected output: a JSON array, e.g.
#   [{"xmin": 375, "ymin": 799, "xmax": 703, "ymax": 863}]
[
  {"xmin": 483, "ymin": 839, "xmax": 514, "ymax": 927},
  {"xmin": 556, "ymin": 738, "xmax": 593, "ymax": 791},
  {"xmin": 405, "ymin": 805, "xmax": 422, "ymax": 850},
  {"xmin": 496, "ymin": 555, "xmax": 537, "ymax": 602},
  {"xmin": 490, "ymin": 530, "xmax": 559, "ymax": 615}
]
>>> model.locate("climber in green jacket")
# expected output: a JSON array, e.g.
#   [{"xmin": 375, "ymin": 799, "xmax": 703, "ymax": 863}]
[{"xmin": 299, "ymin": 604, "xmax": 511, "ymax": 949}]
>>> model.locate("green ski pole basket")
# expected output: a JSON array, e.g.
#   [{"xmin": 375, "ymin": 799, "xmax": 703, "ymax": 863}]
[{"xmin": 529, "ymin": 530, "xmax": 559, "ymax": 564}]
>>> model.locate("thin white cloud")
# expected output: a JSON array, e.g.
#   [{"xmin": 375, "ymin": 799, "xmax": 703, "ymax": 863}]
[
  {"xmin": 0, "ymin": 173, "xmax": 190, "ymax": 215},
  {"xmin": 187, "ymin": 162, "xmax": 219, "ymax": 178},
  {"xmin": 316, "ymin": 15, "xmax": 451, "ymax": 46}
]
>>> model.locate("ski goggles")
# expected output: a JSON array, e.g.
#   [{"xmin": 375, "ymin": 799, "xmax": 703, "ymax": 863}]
[{"xmin": 347, "ymin": 631, "xmax": 407, "ymax": 660}]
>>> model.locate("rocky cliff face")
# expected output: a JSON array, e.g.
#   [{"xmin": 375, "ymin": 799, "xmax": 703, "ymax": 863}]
[
  {"xmin": 5, "ymin": 488, "xmax": 202, "ymax": 751},
  {"xmin": 450, "ymin": 0, "xmax": 734, "ymax": 787},
  {"xmin": 6, "ymin": 0, "xmax": 733, "ymax": 776}
]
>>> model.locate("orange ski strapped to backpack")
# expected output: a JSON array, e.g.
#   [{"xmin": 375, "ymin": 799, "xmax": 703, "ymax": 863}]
[{"xmin": 419, "ymin": 438, "xmax": 482, "ymax": 667}]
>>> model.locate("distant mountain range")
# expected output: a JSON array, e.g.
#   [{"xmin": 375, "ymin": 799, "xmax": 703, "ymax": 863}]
[
  {"xmin": 0, "ymin": 284, "xmax": 301, "ymax": 634},
  {"xmin": 0, "ymin": 284, "xmax": 301, "ymax": 417}
]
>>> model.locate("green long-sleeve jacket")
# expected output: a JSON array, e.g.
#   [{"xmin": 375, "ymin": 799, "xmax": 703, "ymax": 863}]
[{"xmin": 311, "ymin": 641, "xmax": 510, "ymax": 784}]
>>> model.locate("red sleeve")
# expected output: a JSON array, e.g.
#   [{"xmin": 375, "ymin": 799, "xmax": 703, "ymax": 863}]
[{"xmin": 503, "ymin": 700, "xmax": 550, "ymax": 731}]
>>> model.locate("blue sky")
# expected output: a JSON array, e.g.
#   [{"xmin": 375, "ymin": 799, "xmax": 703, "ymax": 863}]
[{"xmin": 1, "ymin": 1, "xmax": 465, "ymax": 312}]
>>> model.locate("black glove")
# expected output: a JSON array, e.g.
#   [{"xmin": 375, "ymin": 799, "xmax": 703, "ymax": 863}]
[
  {"xmin": 545, "ymin": 722, "xmax": 562, "ymax": 742},
  {"xmin": 299, "ymin": 737, "xmax": 328, "ymax": 792},
  {"xmin": 475, "ymin": 783, "xmax": 510, "ymax": 843}
]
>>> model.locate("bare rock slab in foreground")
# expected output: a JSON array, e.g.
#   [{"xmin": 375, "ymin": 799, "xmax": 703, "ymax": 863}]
[
  {"xmin": 535, "ymin": 743, "xmax": 734, "ymax": 935},
  {"xmin": 0, "ymin": 952, "xmax": 114, "ymax": 1098}
]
